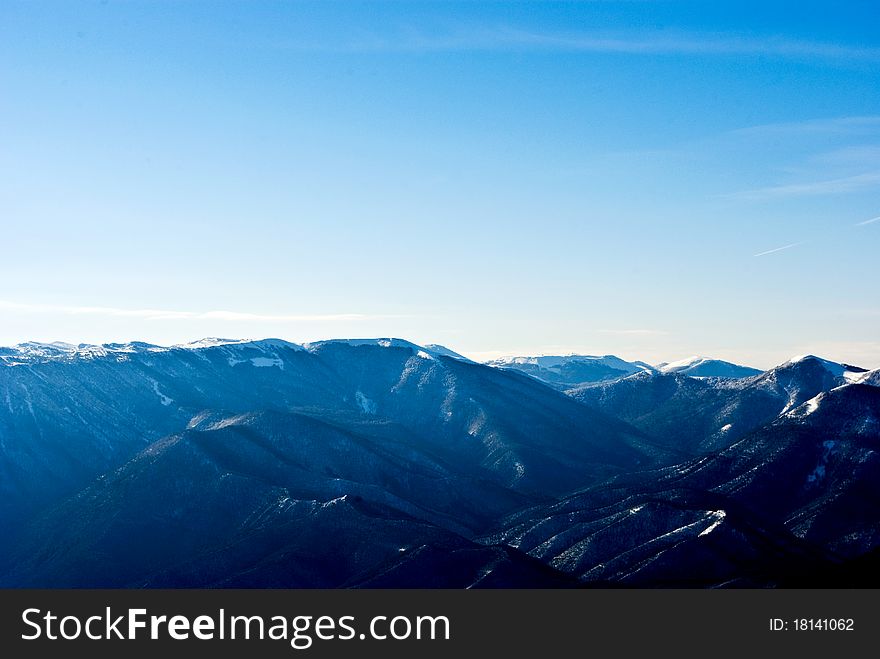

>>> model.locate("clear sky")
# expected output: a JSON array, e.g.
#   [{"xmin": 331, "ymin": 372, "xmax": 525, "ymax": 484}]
[{"xmin": 1, "ymin": 1, "xmax": 878, "ymax": 368}]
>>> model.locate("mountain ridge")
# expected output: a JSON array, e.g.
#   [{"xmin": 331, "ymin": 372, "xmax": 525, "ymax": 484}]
[{"xmin": 1, "ymin": 336, "xmax": 877, "ymax": 587}]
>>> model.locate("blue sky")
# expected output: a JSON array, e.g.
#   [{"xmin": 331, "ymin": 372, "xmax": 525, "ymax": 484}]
[{"xmin": 1, "ymin": 1, "xmax": 879, "ymax": 367}]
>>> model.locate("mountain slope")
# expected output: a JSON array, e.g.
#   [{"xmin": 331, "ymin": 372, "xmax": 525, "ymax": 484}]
[
  {"xmin": 3, "ymin": 408, "xmax": 552, "ymax": 587},
  {"xmin": 0, "ymin": 337, "xmax": 663, "ymax": 584},
  {"xmin": 1, "ymin": 340, "xmax": 877, "ymax": 587},
  {"xmin": 485, "ymin": 382, "xmax": 880, "ymax": 586}
]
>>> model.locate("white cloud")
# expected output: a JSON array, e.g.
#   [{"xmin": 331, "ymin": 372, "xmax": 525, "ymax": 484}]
[
  {"xmin": 856, "ymin": 215, "xmax": 880, "ymax": 226},
  {"xmin": 597, "ymin": 329, "xmax": 668, "ymax": 336},
  {"xmin": 298, "ymin": 27, "xmax": 880, "ymax": 62},
  {"xmin": 730, "ymin": 116, "xmax": 880, "ymax": 138},
  {"xmin": 734, "ymin": 171, "xmax": 880, "ymax": 200},
  {"xmin": 0, "ymin": 300, "xmax": 389, "ymax": 323}
]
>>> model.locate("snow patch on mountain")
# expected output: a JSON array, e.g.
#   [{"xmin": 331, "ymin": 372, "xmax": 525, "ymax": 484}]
[
  {"xmin": 806, "ymin": 441, "xmax": 837, "ymax": 486},
  {"xmin": 698, "ymin": 510, "xmax": 727, "ymax": 537},
  {"xmin": 786, "ymin": 392, "xmax": 824, "ymax": 418},
  {"xmin": 250, "ymin": 357, "xmax": 284, "ymax": 369},
  {"xmin": 355, "ymin": 390, "xmax": 377, "ymax": 415},
  {"xmin": 148, "ymin": 378, "xmax": 173, "ymax": 406},
  {"xmin": 804, "ymin": 394, "xmax": 822, "ymax": 416},
  {"xmin": 19, "ymin": 384, "xmax": 35, "ymax": 419}
]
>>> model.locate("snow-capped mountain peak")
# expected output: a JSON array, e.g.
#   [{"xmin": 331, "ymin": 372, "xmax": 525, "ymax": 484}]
[
  {"xmin": 783, "ymin": 355, "xmax": 869, "ymax": 382},
  {"xmin": 657, "ymin": 355, "xmax": 707, "ymax": 371},
  {"xmin": 656, "ymin": 356, "xmax": 761, "ymax": 379}
]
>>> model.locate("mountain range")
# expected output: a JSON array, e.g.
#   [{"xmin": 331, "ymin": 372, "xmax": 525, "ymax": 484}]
[
  {"xmin": 0, "ymin": 338, "xmax": 877, "ymax": 587},
  {"xmin": 487, "ymin": 353, "xmax": 763, "ymax": 388}
]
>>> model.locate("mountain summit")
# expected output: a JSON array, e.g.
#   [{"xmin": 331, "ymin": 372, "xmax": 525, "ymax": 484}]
[{"xmin": 656, "ymin": 356, "xmax": 762, "ymax": 378}]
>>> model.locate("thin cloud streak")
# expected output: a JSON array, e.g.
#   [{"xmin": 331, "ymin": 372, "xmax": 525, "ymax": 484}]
[
  {"xmin": 273, "ymin": 27, "xmax": 880, "ymax": 62},
  {"xmin": 491, "ymin": 29, "xmax": 880, "ymax": 61},
  {"xmin": 856, "ymin": 215, "xmax": 880, "ymax": 226},
  {"xmin": 733, "ymin": 171, "xmax": 880, "ymax": 200},
  {"xmin": 597, "ymin": 329, "xmax": 668, "ymax": 336},
  {"xmin": 0, "ymin": 301, "xmax": 393, "ymax": 323},
  {"xmin": 753, "ymin": 242, "xmax": 802, "ymax": 257},
  {"xmin": 730, "ymin": 116, "xmax": 880, "ymax": 138}
]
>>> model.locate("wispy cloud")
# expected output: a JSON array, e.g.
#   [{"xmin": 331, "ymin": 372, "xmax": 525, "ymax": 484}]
[
  {"xmin": 809, "ymin": 145, "xmax": 880, "ymax": 167},
  {"xmin": 750, "ymin": 212, "xmax": 877, "ymax": 259},
  {"xmin": 734, "ymin": 171, "xmax": 880, "ymax": 201},
  {"xmin": 730, "ymin": 116, "xmax": 880, "ymax": 138},
  {"xmin": 488, "ymin": 30, "xmax": 880, "ymax": 61},
  {"xmin": 753, "ymin": 242, "xmax": 802, "ymax": 257},
  {"xmin": 0, "ymin": 301, "xmax": 391, "ymax": 322},
  {"xmin": 597, "ymin": 329, "xmax": 668, "ymax": 336},
  {"xmin": 277, "ymin": 27, "xmax": 880, "ymax": 62}
]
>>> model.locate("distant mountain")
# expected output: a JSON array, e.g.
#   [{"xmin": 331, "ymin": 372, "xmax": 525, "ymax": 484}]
[
  {"xmin": 0, "ymin": 340, "xmax": 878, "ymax": 587},
  {"xmin": 783, "ymin": 354, "xmax": 872, "ymax": 383},
  {"xmin": 486, "ymin": 354, "xmax": 653, "ymax": 388},
  {"xmin": 568, "ymin": 354, "xmax": 878, "ymax": 456},
  {"xmin": 487, "ymin": 353, "xmax": 762, "ymax": 387},
  {"xmin": 656, "ymin": 356, "xmax": 761, "ymax": 379}
]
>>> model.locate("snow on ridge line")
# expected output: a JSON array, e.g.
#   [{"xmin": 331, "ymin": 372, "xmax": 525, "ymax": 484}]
[
  {"xmin": 0, "ymin": 336, "xmax": 471, "ymax": 365},
  {"xmin": 657, "ymin": 356, "xmax": 761, "ymax": 378},
  {"xmin": 785, "ymin": 393, "xmax": 824, "ymax": 418},
  {"xmin": 302, "ymin": 338, "xmax": 470, "ymax": 361},
  {"xmin": 698, "ymin": 510, "xmax": 727, "ymax": 537},
  {"xmin": 175, "ymin": 338, "xmax": 304, "ymax": 352},
  {"xmin": 657, "ymin": 355, "xmax": 708, "ymax": 371},
  {"xmin": 786, "ymin": 354, "xmax": 847, "ymax": 376},
  {"xmin": 0, "ymin": 337, "xmax": 306, "ymax": 363},
  {"xmin": 782, "ymin": 354, "xmax": 871, "ymax": 381}
]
